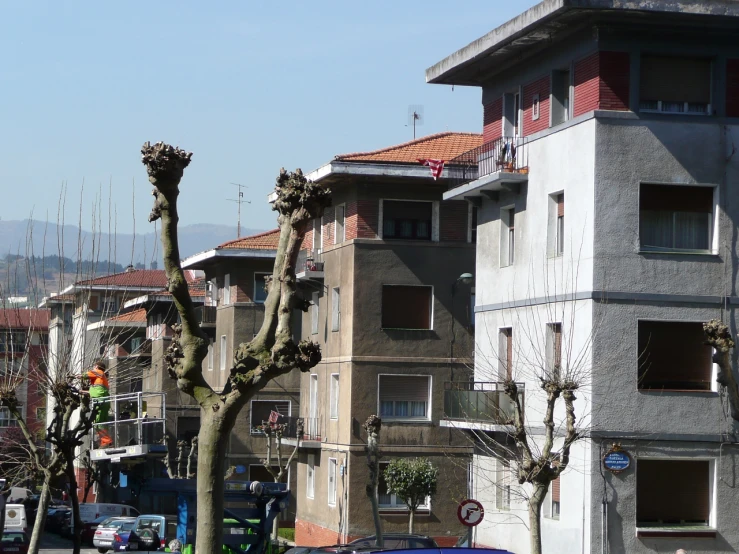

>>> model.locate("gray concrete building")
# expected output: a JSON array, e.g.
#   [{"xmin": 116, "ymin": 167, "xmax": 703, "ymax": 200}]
[
  {"xmin": 289, "ymin": 133, "xmax": 478, "ymax": 546},
  {"xmin": 434, "ymin": 1, "xmax": 739, "ymax": 553}
]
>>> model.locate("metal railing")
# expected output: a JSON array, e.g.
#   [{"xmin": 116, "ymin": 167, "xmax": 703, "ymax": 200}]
[
  {"xmin": 91, "ymin": 391, "xmax": 166, "ymax": 450},
  {"xmin": 447, "ymin": 136, "xmax": 529, "ymax": 190},
  {"xmin": 443, "ymin": 381, "xmax": 524, "ymax": 424},
  {"xmin": 195, "ymin": 305, "xmax": 217, "ymax": 325},
  {"xmin": 276, "ymin": 415, "xmax": 322, "ymax": 441},
  {"xmin": 297, "ymin": 250, "xmax": 324, "ymax": 274}
]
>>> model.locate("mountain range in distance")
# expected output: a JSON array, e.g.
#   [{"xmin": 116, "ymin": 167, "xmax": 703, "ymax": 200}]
[{"xmin": 0, "ymin": 219, "xmax": 265, "ymax": 265}]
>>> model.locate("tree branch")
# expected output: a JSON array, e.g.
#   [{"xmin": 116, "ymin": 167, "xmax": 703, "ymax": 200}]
[{"xmin": 704, "ymin": 319, "xmax": 739, "ymax": 421}]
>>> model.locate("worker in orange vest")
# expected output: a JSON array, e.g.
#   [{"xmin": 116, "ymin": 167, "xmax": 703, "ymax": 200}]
[{"xmin": 83, "ymin": 361, "xmax": 112, "ymax": 447}]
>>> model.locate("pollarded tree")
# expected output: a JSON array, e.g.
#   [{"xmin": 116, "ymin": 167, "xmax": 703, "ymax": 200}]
[
  {"xmin": 141, "ymin": 142, "xmax": 329, "ymax": 553},
  {"xmin": 383, "ymin": 457, "xmax": 438, "ymax": 533}
]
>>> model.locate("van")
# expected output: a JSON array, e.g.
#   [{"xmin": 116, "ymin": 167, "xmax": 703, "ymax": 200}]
[
  {"xmin": 3, "ymin": 504, "xmax": 27, "ymax": 532},
  {"xmin": 78, "ymin": 504, "xmax": 139, "ymax": 524},
  {"xmin": 128, "ymin": 515, "xmax": 178, "ymax": 551}
]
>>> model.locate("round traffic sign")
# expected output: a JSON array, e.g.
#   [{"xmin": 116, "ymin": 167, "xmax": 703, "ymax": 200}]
[{"xmin": 457, "ymin": 498, "xmax": 484, "ymax": 527}]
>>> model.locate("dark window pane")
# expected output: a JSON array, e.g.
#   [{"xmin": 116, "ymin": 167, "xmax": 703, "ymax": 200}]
[{"xmin": 381, "ymin": 286, "xmax": 432, "ymax": 329}]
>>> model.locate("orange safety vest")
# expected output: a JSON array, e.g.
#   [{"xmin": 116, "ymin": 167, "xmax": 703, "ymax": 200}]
[{"xmin": 87, "ymin": 368, "xmax": 109, "ymax": 389}]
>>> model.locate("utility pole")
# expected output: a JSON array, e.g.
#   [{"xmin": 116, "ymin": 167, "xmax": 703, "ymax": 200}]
[{"xmin": 228, "ymin": 183, "xmax": 251, "ymax": 238}]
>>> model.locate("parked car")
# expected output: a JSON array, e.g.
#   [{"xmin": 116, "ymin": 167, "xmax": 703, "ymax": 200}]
[
  {"xmin": 3, "ymin": 505, "xmax": 27, "ymax": 533},
  {"xmin": 349, "ymin": 535, "xmax": 438, "ymax": 549},
  {"xmin": 79, "ymin": 504, "xmax": 139, "ymax": 523},
  {"xmin": 0, "ymin": 531, "xmax": 29, "ymax": 554},
  {"xmin": 93, "ymin": 517, "xmax": 136, "ymax": 553},
  {"xmin": 127, "ymin": 515, "xmax": 178, "ymax": 551},
  {"xmin": 45, "ymin": 507, "xmax": 71, "ymax": 533},
  {"xmin": 111, "ymin": 520, "xmax": 136, "ymax": 552}
]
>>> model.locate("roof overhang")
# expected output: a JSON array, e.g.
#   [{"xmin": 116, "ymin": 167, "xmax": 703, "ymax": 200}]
[
  {"xmin": 87, "ymin": 319, "xmax": 146, "ymax": 331},
  {"xmin": 426, "ymin": 0, "xmax": 739, "ymax": 86},
  {"xmin": 123, "ymin": 293, "xmax": 205, "ymax": 309},
  {"xmin": 306, "ymin": 160, "xmax": 459, "ymax": 184},
  {"xmin": 182, "ymin": 248, "xmax": 278, "ymax": 269}
]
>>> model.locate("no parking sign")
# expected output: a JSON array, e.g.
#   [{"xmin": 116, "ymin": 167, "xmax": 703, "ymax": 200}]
[{"xmin": 457, "ymin": 498, "xmax": 484, "ymax": 527}]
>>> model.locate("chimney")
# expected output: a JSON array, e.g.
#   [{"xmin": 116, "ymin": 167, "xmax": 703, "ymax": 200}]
[{"xmin": 125, "ymin": 264, "xmax": 135, "ymax": 273}]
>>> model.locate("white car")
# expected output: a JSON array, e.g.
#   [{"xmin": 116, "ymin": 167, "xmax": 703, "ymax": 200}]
[{"xmin": 92, "ymin": 517, "xmax": 136, "ymax": 553}]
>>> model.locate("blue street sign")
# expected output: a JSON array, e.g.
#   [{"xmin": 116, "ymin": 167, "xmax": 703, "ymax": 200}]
[
  {"xmin": 235, "ymin": 464, "xmax": 247, "ymax": 475},
  {"xmin": 603, "ymin": 451, "xmax": 631, "ymax": 473}
]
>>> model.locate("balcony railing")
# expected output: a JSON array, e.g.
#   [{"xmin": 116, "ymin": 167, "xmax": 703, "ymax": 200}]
[
  {"xmin": 91, "ymin": 391, "xmax": 166, "ymax": 453},
  {"xmin": 195, "ymin": 305, "xmax": 217, "ymax": 326},
  {"xmin": 296, "ymin": 250, "xmax": 324, "ymax": 279},
  {"xmin": 443, "ymin": 381, "xmax": 524, "ymax": 425},
  {"xmin": 447, "ymin": 136, "xmax": 529, "ymax": 191},
  {"xmin": 272, "ymin": 415, "xmax": 323, "ymax": 442}
]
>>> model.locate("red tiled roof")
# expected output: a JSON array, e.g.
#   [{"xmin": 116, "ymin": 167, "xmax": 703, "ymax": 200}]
[
  {"xmin": 106, "ymin": 308, "xmax": 147, "ymax": 324},
  {"xmin": 77, "ymin": 269, "xmax": 195, "ymax": 288},
  {"xmin": 335, "ymin": 132, "xmax": 483, "ymax": 164},
  {"xmin": 0, "ymin": 309, "xmax": 50, "ymax": 330},
  {"xmin": 217, "ymin": 229, "xmax": 281, "ymax": 250},
  {"xmin": 151, "ymin": 278, "xmax": 207, "ymax": 298}
]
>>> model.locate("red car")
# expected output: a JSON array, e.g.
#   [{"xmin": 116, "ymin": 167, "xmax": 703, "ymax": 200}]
[{"xmin": 0, "ymin": 531, "xmax": 29, "ymax": 554}]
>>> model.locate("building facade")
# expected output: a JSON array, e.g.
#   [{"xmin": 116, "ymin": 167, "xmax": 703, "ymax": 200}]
[
  {"xmin": 433, "ymin": 1, "xmax": 739, "ymax": 553},
  {"xmin": 291, "ymin": 133, "xmax": 478, "ymax": 546}
]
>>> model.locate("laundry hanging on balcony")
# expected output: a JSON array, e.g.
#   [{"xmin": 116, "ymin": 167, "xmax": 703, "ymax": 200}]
[{"xmin": 418, "ymin": 158, "xmax": 445, "ymax": 180}]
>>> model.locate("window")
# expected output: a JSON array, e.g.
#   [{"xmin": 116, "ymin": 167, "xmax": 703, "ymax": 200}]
[
  {"xmin": 499, "ymin": 328, "xmax": 513, "ymax": 380},
  {"xmin": 548, "ymin": 192, "xmax": 564, "ymax": 257},
  {"xmin": 638, "ymin": 320, "xmax": 713, "ymax": 391},
  {"xmin": 309, "ymin": 374, "xmax": 318, "ymax": 436},
  {"xmin": 551, "ymin": 475, "xmax": 561, "ymax": 519},
  {"xmin": 637, "ymin": 459, "xmax": 711, "ymax": 529},
  {"xmin": 223, "ymin": 274, "xmax": 231, "ymax": 305},
  {"xmin": 551, "ymin": 69, "xmax": 571, "ymax": 125},
  {"xmin": 532, "ymin": 93, "xmax": 540, "ymax": 120},
  {"xmin": 313, "ymin": 218, "xmax": 323, "ymax": 252},
  {"xmin": 382, "ymin": 200, "xmax": 432, "ymax": 241},
  {"xmin": 307, "ymin": 454, "xmax": 315, "ymax": 499},
  {"xmin": 469, "ymin": 205, "xmax": 478, "ymax": 243},
  {"xmin": 250, "ymin": 400, "xmax": 291, "ymax": 434},
  {"xmin": 0, "ymin": 408, "xmax": 17, "ymax": 428},
  {"xmin": 311, "ymin": 292, "xmax": 319, "ymax": 335},
  {"xmin": 639, "ymin": 184, "xmax": 714, "ymax": 253},
  {"xmin": 328, "ymin": 458, "xmax": 337, "ymax": 506},
  {"xmin": 250, "ymin": 464, "xmax": 287, "ymax": 483},
  {"xmin": 254, "ymin": 273, "xmax": 270, "ymax": 303},
  {"xmin": 0, "ymin": 333, "xmax": 25, "ymax": 354},
  {"xmin": 36, "ymin": 407, "xmax": 46, "ymax": 421},
  {"xmin": 381, "ymin": 285, "xmax": 433, "ymax": 330},
  {"xmin": 101, "ymin": 296, "xmax": 117, "ymax": 314},
  {"xmin": 640, "ymin": 56, "xmax": 712, "ymax": 114},
  {"xmin": 330, "ymin": 373, "xmax": 339, "ymax": 420},
  {"xmin": 378, "ymin": 460, "xmax": 429, "ymax": 510},
  {"xmin": 206, "ymin": 280, "xmax": 215, "ymax": 305},
  {"xmin": 378, "ymin": 375, "xmax": 430, "ymax": 421},
  {"xmin": 220, "ymin": 335, "xmax": 227, "ymax": 371},
  {"xmin": 496, "ymin": 458, "xmax": 511, "ymax": 510},
  {"xmin": 211, "ymin": 278, "xmax": 218, "ymax": 305},
  {"xmin": 331, "ymin": 288, "xmax": 340, "ymax": 332},
  {"xmin": 207, "ymin": 339, "xmax": 214, "ymax": 371},
  {"xmin": 177, "ymin": 416, "xmax": 200, "ymax": 443},
  {"xmin": 546, "ymin": 323, "xmax": 563, "ymax": 378},
  {"xmin": 335, "ymin": 204, "xmax": 345, "ymax": 244},
  {"xmin": 500, "ymin": 207, "xmax": 515, "ymax": 267}
]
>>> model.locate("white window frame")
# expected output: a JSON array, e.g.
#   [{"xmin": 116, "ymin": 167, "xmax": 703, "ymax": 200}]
[
  {"xmin": 249, "ymin": 399, "xmax": 292, "ymax": 434},
  {"xmin": 496, "ymin": 458, "xmax": 512, "ymax": 511},
  {"xmin": 377, "ymin": 374, "xmax": 432, "ymax": 422},
  {"xmin": 330, "ymin": 373, "xmax": 339, "ymax": 420},
  {"xmin": 254, "ymin": 272, "xmax": 270, "ymax": 304},
  {"xmin": 307, "ymin": 454, "xmax": 315, "ymax": 499},
  {"xmin": 207, "ymin": 339, "xmax": 214, "ymax": 371},
  {"xmin": 378, "ymin": 460, "xmax": 430, "ymax": 511},
  {"xmin": 547, "ymin": 191, "xmax": 565, "ymax": 258},
  {"xmin": 309, "ymin": 374, "xmax": 318, "ymax": 436},
  {"xmin": 0, "ymin": 407, "xmax": 17, "ymax": 428},
  {"xmin": 334, "ymin": 204, "xmax": 346, "ymax": 244},
  {"xmin": 220, "ymin": 335, "xmax": 227, "ymax": 371},
  {"xmin": 223, "ymin": 274, "xmax": 231, "ymax": 305},
  {"xmin": 500, "ymin": 206, "xmax": 515, "ymax": 267},
  {"xmin": 311, "ymin": 292, "xmax": 319, "ymax": 335},
  {"xmin": 328, "ymin": 457, "xmax": 337, "ymax": 506},
  {"xmin": 331, "ymin": 287, "xmax": 340, "ymax": 332}
]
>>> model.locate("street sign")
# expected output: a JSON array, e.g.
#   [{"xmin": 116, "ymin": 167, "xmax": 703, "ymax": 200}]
[
  {"xmin": 603, "ymin": 445, "xmax": 631, "ymax": 474},
  {"xmin": 457, "ymin": 498, "xmax": 484, "ymax": 527}
]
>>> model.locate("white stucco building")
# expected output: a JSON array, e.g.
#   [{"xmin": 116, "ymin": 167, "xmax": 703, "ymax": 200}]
[{"xmin": 432, "ymin": 1, "xmax": 739, "ymax": 552}]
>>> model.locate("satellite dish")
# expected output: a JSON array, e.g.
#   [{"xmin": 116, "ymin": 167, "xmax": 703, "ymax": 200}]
[{"xmin": 407, "ymin": 105, "xmax": 424, "ymax": 139}]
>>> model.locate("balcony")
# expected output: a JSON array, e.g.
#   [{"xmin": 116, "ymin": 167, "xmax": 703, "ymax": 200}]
[
  {"xmin": 278, "ymin": 416, "xmax": 323, "ymax": 449},
  {"xmin": 441, "ymin": 381, "xmax": 524, "ymax": 430},
  {"xmin": 443, "ymin": 136, "xmax": 529, "ymax": 202},
  {"xmin": 195, "ymin": 305, "xmax": 217, "ymax": 327},
  {"xmin": 296, "ymin": 250, "xmax": 324, "ymax": 281}
]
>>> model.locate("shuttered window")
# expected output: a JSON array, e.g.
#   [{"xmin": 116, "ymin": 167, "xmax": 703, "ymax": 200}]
[
  {"xmin": 379, "ymin": 375, "xmax": 430, "ymax": 420},
  {"xmin": 637, "ymin": 459, "xmax": 710, "ymax": 526},
  {"xmin": 499, "ymin": 328, "xmax": 513, "ymax": 380},
  {"xmin": 383, "ymin": 200, "xmax": 432, "ymax": 241},
  {"xmin": 640, "ymin": 184, "xmax": 713, "ymax": 252},
  {"xmin": 638, "ymin": 321, "xmax": 713, "ymax": 391},
  {"xmin": 640, "ymin": 56, "xmax": 712, "ymax": 113},
  {"xmin": 381, "ymin": 285, "xmax": 432, "ymax": 330}
]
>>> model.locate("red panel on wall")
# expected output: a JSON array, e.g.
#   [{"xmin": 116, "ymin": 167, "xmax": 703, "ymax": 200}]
[
  {"xmin": 574, "ymin": 52, "xmax": 600, "ymax": 117},
  {"xmin": 356, "ymin": 199, "xmax": 378, "ymax": 238},
  {"xmin": 483, "ymin": 97, "xmax": 503, "ymax": 143},
  {"xmin": 727, "ymin": 59, "xmax": 739, "ymax": 117},
  {"xmin": 599, "ymin": 51, "xmax": 630, "ymax": 111},
  {"xmin": 523, "ymin": 76, "xmax": 550, "ymax": 136},
  {"xmin": 440, "ymin": 200, "xmax": 469, "ymax": 242}
]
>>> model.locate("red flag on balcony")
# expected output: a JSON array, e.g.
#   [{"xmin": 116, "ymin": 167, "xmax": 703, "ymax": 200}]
[
  {"xmin": 418, "ymin": 158, "xmax": 445, "ymax": 180},
  {"xmin": 268, "ymin": 410, "xmax": 281, "ymax": 424}
]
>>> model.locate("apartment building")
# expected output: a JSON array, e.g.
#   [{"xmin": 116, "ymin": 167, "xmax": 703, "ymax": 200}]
[
  {"xmin": 0, "ymin": 309, "xmax": 49, "ymax": 438},
  {"xmin": 291, "ymin": 132, "xmax": 478, "ymax": 546},
  {"xmin": 431, "ymin": 1, "xmax": 739, "ymax": 552}
]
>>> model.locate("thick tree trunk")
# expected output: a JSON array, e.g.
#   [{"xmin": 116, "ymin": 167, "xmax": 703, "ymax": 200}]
[
  {"xmin": 194, "ymin": 412, "xmax": 231, "ymax": 554},
  {"xmin": 65, "ymin": 456, "xmax": 83, "ymax": 554},
  {"xmin": 408, "ymin": 509, "xmax": 414, "ymax": 534},
  {"xmin": 528, "ymin": 483, "xmax": 547, "ymax": 554},
  {"xmin": 28, "ymin": 477, "xmax": 52, "ymax": 554}
]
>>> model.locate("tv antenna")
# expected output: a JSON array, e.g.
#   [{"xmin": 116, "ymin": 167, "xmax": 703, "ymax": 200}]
[
  {"xmin": 227, "ymin": 182, "xmax": 251, "ymax": 238},
  {"xmin": 407, "ymin": 105, "xmax": 424, "ymax": 139}
]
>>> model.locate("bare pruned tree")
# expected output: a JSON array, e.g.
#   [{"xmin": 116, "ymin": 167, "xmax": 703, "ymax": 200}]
[{"xmin": 141, "ymin": 141, "xmax": 330, "ymax": 553}]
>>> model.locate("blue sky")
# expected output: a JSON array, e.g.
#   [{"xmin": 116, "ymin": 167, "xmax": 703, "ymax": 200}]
[{"xmin": 0, "ymin": 1, "xmax": 538, "ymax": 234}]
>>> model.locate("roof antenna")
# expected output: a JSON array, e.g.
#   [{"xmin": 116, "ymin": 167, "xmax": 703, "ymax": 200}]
[
  {"xmin": 227, "ymin": 183, "xmax": 251, "ymax": 238},
  {"xmin": 406, "ymin": 105, "xmax": 424, "ymax": 139}
]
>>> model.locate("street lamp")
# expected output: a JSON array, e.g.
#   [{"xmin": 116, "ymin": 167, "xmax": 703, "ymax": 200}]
[{"xmin": 450, "ymin": 273, "xmax": 474, "ymax": 380}]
